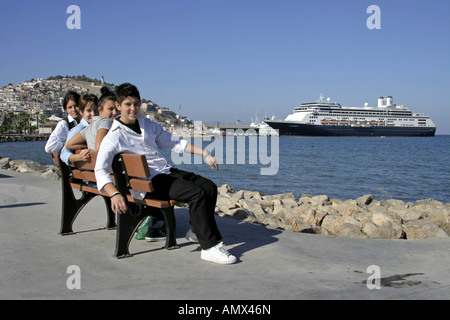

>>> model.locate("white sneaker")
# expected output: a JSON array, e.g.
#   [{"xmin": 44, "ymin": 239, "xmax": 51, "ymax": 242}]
[
  {"xmin": 185, "ymin": 227, "xmax": 199, "ymax": 243},
  {"xmin": 201, "ymin": 242, "xmax": 237, "ymax": 264}
]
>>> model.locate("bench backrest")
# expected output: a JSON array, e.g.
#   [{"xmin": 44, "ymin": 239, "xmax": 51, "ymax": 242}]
[
  {"xmin": 117, "ymin": 153, "xmax": 154, "ymax": 193},
  {"xmin": 52, "ymin": 151, "xmax": 154, "ymax": 194}
]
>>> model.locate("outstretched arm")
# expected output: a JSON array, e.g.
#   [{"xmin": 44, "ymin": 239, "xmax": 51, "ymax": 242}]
[{"xmin": 184, "ymin": 143, "xmax": 218, "ymax": 170}]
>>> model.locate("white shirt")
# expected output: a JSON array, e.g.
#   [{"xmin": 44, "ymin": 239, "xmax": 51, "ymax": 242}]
[
  {"xmin": 44, "ymin": 115, "xmax": 78, "ymax": 153},
  {"xmin": 94, "ymin": 114, "xmax": 188, "ymax": 198}
]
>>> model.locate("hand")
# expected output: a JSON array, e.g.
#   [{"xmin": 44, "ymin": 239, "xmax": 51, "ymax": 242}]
[
  {"xmin": 77, "ymin": 149, "xmax": 90, "ymax": 161},
  {"xmin": 204, "ymin": 154, "xmax": 218, "ymax": 170},
  {"xmin": 111, "ymin": 194, "xmax": 127, "ymax": 214}
]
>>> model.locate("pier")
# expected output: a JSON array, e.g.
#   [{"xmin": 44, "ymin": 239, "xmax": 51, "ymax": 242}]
[{"xmin": 204, "ymin": 123, "xmax": 254, "ymax": 131}]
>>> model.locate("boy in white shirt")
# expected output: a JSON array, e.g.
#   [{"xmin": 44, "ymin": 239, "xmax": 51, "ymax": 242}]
[{"xmin": 95, "ymin": 83, "xmax": 236, "ymax": 264}]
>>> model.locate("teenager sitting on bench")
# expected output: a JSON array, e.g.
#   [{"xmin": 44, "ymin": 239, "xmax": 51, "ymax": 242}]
[{"xmin": 94, "ymin": 83, "xmax": 237, "ymax": 264}]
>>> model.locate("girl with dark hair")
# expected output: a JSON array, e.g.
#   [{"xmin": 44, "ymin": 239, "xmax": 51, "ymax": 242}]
[{"xmin": 44, "ymin": 91, "xmax": 82, "ymax": 153}]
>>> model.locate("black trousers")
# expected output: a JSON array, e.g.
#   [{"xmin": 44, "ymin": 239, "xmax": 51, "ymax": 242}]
[{"xmin": 148, "ymin": 168, "xmax": 222, "ymax": 250}]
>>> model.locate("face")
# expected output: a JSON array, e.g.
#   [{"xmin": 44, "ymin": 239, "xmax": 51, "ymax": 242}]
[
  {"xmin": 116, "ymin": 96, "xmax": 141, "ymax": 124},
  {"xmin": 82, "ymin": 101, "xmax": 96, "ymax": 123},
  {"xmin": 66, "ymin": 100, "xmax": 81, "ymax": 120},
  {"xmin": 99, "ymin": 99, "xmax": 118, "ymax": 120}
]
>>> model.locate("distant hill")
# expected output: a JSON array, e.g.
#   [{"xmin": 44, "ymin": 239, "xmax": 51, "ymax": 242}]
[
  {"xmin": 45, "ymin": 75, "xmax": 111, "ymax": 97},
  {"xmin": 45, "ymin": 75, "xmax": 162, "ymax": 108},
  {"xmin": 1, "ymin": 75, "xmax": 190, "ymax": 127}
]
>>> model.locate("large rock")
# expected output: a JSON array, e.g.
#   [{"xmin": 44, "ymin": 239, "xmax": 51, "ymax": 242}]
[
  {"xmin": 320, "ymin": 215, "xmax": 365, "ymax": 238},
  {"xmin": 9, "ymin": 159, "xmax": 47, "ymax": 173},
  {"xmin": 0, "ymin": 157, "xmax": 11, "ymax": 169},
  {"xmin": 2, "ymin": 157, "xmax": 60, "ymax": 180},
  {"xmin": 356, "ymin": 194, "xmax": 373, "ymax": 207},
  {"xmin": 403, "ymin": 221, "xmax": 448, "ymax": 240},
  {"xmin": 40, "ymin": 166, "xmax": 60, "ymax": 180},
  {"xmin": 332, "ymin": 201, "xmax": 361, "ymax": 216}
]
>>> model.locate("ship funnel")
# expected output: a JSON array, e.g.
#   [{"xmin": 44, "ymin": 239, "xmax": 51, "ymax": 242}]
[
  {"xmin": 378, "ymin": 97, "xmax": 384, "ymax": 107},
  {"xmin": 386, "ymin": 96, "xmax": 393, "ymax": 106}
]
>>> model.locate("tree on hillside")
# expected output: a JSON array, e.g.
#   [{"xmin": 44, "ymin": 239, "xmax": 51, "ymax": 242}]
[{"xmin": 1, "ymin": 112, "xmax": 28, "ymax": 133}]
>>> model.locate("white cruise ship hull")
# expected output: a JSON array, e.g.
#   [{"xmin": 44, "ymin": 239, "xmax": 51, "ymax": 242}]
[{"xmin": 265, "ymin": 121, "xmax": 436, "ymax": 137}]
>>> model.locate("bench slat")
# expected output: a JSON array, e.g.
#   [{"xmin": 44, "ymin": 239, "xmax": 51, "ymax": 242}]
[
  {"xmin": 70, "ymin": 182, "xmax": 175, "ymax": 209},
  {"xmin": 126, "ymin": 194, "xmax": 171, "ymax": 208},
  {"xmin": 72, "ymin": 169, "xmax": 116, "ymax": 185},
  {"xmin": 70, "ymin": 182, "xmax": 102, "ymax": 195},
  {"xmin": 121, "ymin": 154, "xmax": 150, "ymax": 178},
  {"xmin": 71, "ymin": 169, "xmax": 96, "ymax": 182},
  {"xmin": 129, "ymin": 178, "xmax": 154, "ymax": 193}
]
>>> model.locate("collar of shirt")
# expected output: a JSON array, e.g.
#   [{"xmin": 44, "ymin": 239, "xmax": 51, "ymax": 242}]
[
  {"xmin": 80, "ymin": 118, "xmax": 89, "ymax": 127},
  {"xmin": 67, "ymin": 114, "xmax": 78, "ymax": 125},
  {"xmin": 111, "ymin": 114, "xmax": 146, "ymax": 136}
]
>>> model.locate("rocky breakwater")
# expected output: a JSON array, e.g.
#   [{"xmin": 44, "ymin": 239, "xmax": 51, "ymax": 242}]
[
  {"xmin": 216, "ymin": 184, "xmax": 449, "ymax": 240},
  {"xmin": 0, "ymin": 134, "xmax": 49, "ymax": 143},
  {"xmin": 2, "ymin": 157, "xmax": 448, "ymax": 241},
  {"xmin": 0, "ymin": 157, "xmax": 60, "ymax": 180}
]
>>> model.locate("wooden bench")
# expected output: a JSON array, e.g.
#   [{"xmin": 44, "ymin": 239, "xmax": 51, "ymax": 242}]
[{"xmin": 51, "ymin": 150, "xmax": 180, "ymax": 258}]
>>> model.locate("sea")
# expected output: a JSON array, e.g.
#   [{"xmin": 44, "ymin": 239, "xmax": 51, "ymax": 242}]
[{"xmin": 1, "ymin": 135, "xmax": 449, "ymax": 203}]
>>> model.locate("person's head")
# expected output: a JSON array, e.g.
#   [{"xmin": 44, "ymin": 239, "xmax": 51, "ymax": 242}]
[
  {"xmin": 78, "ymin": 93, "xmax": 98, "ymax": 123},
  {"xmin": 98, "ymin": 86, "xmax": 118, "ymax": 120},
  {"xmin": 63, "ymin": 91, "xmax": 81, "ymax": 120},
  {"xmin": 115, "ymin": 83, "xmax": 141, "ymax": 124}
]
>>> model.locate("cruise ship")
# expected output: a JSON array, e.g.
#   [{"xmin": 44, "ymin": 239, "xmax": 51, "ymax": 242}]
[{"xmin": 265, "ymin": 95, "xmax": 436, "ymax": 137}]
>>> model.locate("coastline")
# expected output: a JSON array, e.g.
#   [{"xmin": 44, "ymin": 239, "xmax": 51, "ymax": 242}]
[
  {"xmin": 0, "ymin": 134, "xmax": 49, "ymax": 143},
  {"xmin": 1, "ymin": 155, "xmax": 448, "ymax": 241}
]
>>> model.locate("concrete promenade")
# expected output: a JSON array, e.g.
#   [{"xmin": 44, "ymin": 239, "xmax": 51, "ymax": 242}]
[{"xmin": 0, "ymin": 168, "xmax": 449, "ymax": 300}]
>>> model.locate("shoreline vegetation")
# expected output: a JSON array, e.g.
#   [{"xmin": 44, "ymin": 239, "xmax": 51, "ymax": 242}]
[{"xmin": 1, "ymin": 156, "xmax": 448, "ymax": 241}]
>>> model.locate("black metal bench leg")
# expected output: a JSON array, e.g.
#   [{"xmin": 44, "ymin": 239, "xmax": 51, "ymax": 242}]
[
  {"xmin": 160, "ymin": 206, "xmax": 178, "ymax": 250},
  {"xmin": 114, "ymin": 212, "xmax": 141, "ymax": 259},
  {"xmin": 59, "ymin": 204, "xmax": 77, "ymax": 235},
  {"xmin": 59, "ymin": 189, "xmax": 96, "ymax": 235},
  {"xmin": 57, "ymin": 159, "xmax": 101, "ymax": 235},
  {"xmin": 102, "ymin": 196, "xmax": 117, "ymax": 230},
  {"xmin": 58, "ymin": 164, "xmax": 78, "ymax": 235}
]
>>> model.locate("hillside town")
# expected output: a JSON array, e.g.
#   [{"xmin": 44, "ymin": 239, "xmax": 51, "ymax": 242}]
[{"xmin": 0, "ymin": 76, "xmax": 192, "ymax": 136}]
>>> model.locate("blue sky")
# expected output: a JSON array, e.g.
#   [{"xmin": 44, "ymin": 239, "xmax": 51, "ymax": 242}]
[{"xmin": 1, "ymin": 0, "xmax": 449, "ymax": 133}]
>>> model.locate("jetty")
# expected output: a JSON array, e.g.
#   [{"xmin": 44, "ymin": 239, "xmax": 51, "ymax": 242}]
[{"xmin": 0, "ymin": 134, "xmax": 49, "ymax": 143}]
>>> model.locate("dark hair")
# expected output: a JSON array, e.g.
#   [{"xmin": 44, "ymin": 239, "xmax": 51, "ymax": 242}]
[
  {"xmin": 78, "ymin": 93, "xmax": 98, "ymax": 113},
  {"xmin": 62, "ymin": 91, "xmax": 80, "ymax": 110},
  {"xmin": 116, "ymin": 83, "xmax": 141, "ymax": 104},
  {"xmin": 98, "ymin": 86, "xmax": 117, "ymax": 109}
]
